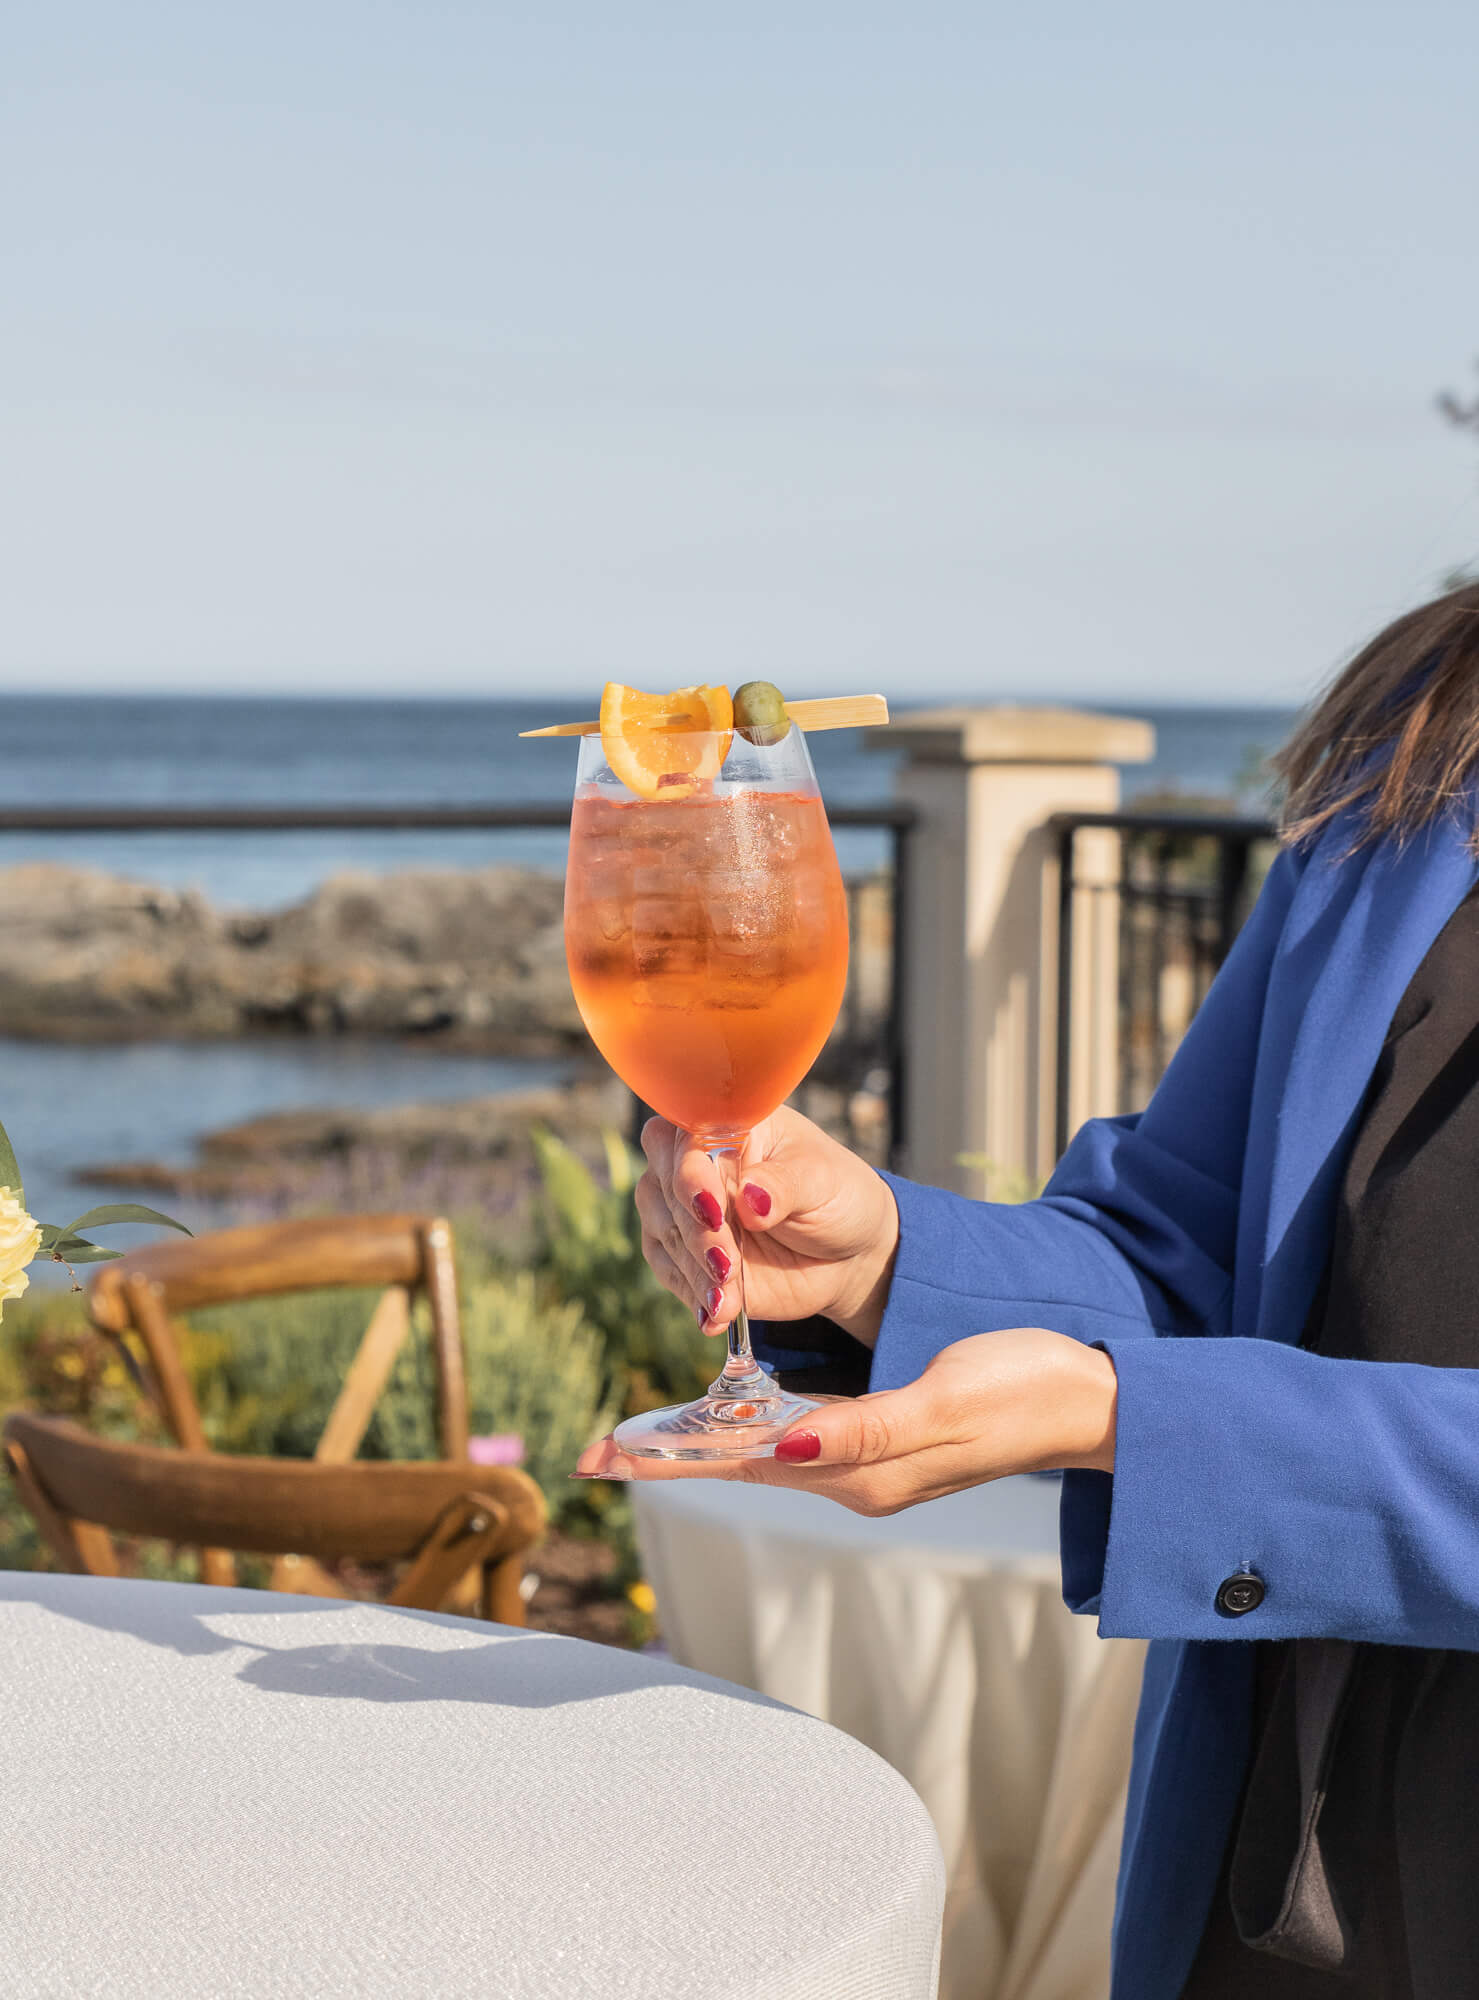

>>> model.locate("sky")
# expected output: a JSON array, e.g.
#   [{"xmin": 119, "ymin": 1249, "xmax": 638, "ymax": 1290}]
[{"xmin": 3, "ymin": 2, "xmax": 1476, "ymax": 705}]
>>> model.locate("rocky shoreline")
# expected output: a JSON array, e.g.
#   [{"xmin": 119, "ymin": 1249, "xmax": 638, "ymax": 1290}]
[
  {"xmin": 76, "ymin": 1075, "xmax": 631, "ymax": 1204},
  {"xmin": 72, "ymin": 1068, "xmax": 881, "ymax": 1214},
  {"xmin": 0, "ymin": 860, "xmax": 889, "ymax": 1056},
  {"xmin": 0, "ymin": 861, "xmax": 581, "ymax": 1050},
  {"xmin": 6, "ymin": 860, "xmax": 893, "ymax": 1213}
]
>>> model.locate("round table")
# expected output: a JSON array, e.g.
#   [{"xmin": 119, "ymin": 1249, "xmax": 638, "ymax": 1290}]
[
  {"xmin": 632, "ymin": 1477, "xmax": 1146, "ymax": 2000},
  {"xmin": 0, "ymin": 1572, "xmax": 943, "ymax": 1999}
]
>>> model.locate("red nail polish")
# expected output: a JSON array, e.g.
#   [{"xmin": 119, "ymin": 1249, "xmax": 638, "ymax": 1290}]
[
  {"xmin": 774, "ymin": 1430, "xmax": 821, "ymax": 1463},
  {"xmin": 693, "ymin": 1190, "xmax": 723, "ymax": 1231},
  {"xmin": 695, "ymin": 1302, "xmax": 710, "ymax": 1327},
  {"xmin": 743, "ymin": 1183, "xmax": 772, "ymax": 1218},
  {"xmin": 705, "ymin": 1246, "xmax": 731, "ymax": 1282},
  {"xmin": 705, "ymin": 1284, "xmax": 724, "ymax": 1319}
]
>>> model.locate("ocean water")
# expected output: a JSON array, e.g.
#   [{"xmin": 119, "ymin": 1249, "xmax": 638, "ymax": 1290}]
[
  {"xmin": 5, "ymin": 694, "xmax": 1292, "ymax": 907},
  {"xmin": 4, "ymin": 1040, "xmax": 569, "ymax": 1248},
  {"xmin": 2, "ymin": 693, "xmax": 1294, "ymax": 1241}
]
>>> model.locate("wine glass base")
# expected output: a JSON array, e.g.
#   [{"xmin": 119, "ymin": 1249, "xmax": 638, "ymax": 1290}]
[{"xmin": 611, "ymin": 1387, "xmax": 832, "ymax": 1460}]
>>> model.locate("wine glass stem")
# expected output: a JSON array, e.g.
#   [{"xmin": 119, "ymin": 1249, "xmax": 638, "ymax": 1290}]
[{"xmin": 708, "ymin": 1144, "xmax": 769, "ymax": 1396}]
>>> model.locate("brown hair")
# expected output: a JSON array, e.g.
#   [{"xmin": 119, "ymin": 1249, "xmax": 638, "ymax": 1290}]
[{"xmin": 1275, "ymin": 583, "xmax": 1479, "ymax": 849}]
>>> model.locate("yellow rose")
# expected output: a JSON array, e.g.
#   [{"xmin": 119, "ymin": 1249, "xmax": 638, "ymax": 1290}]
[{"xmin": 0, "ymin": 1187, "xmax": 42, "ymax": 1317}]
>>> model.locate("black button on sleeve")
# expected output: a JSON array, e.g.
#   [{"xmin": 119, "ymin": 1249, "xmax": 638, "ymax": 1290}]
[{"xmin": 1215, "ymin": 1571, "xmax": 1266, "ymax": 1618}]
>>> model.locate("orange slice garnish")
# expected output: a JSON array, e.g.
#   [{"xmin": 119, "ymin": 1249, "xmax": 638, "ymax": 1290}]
[{"xmin": 598, "ymin": 683, "xmax": 734, "ymax": 802}]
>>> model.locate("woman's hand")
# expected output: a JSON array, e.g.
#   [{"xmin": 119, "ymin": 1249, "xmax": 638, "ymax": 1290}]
[
  {"xmin": 635, "ymin": 1108, "xmax": 900, "ymax": 1347},
  {"xmin": 575, "ymin": 1327, "xmax": 1118, "ymax": 1512}
]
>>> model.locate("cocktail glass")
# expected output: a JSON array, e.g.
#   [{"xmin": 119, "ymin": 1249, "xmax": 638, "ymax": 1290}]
[{"xmin": 564, "ymin": 723, "xmax": 850, "ymax": 1457}]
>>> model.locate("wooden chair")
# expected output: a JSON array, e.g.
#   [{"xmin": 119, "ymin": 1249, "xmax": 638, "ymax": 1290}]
[
  {"xmin": 3, "ymin": 1412, "xmax": 545, "ymax": 1624},
  {"xmin": 63, "ymin": 1213, "xmax": 543, "ymax": 1617}
]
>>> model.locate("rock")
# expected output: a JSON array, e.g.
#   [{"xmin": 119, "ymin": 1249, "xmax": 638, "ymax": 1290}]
[
  {"xmin": 0, "ymin": 861, "xmax": 581, "ymax": 1051},
  {"xmin": 74, "ymin": 1076, "xmax": 632, "ymax": 1207},
  {"xmin": 196, "ymin": 1076, "xmax": 628, "ymax": 1168},
  {"xmin": 0, "ymin": 858, "xmax": 892, "ymax": 1066}
]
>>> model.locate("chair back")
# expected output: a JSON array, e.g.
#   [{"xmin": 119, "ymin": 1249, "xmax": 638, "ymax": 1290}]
[
  {"xmin": 3, "ymin": 1411, "xmax": 545, "ymax": 1622},
  {"xmin": 89, "ymin": 1213, "xmax": 468, "ymax": 1462},
  {"xmin": 86, "ymin": 1214, "xmax": 475, "ymax": 1594}
]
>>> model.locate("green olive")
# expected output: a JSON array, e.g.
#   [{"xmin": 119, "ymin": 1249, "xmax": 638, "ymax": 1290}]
[{"xmin": 732, "ymin": 680, "xmax": 791, "ymax": 746}]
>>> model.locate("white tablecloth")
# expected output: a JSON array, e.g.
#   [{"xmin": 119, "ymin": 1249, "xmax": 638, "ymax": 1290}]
[
  {"xmin": 633, "ymin": 1477, "xmax": 1145, "ymax": 2000},
  {"xmin": 0, "ymin": 1572, "xmax": 943, "ymax": 1999}
]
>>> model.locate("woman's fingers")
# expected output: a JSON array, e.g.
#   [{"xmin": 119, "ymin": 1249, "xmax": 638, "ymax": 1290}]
[
  {"xmin": 635, "ymin": 1165, "xmax": 731, "ymax": 1328},
  {"xmin": 667, "ymin": 1135, "xmax": 733, "ymax": 1236},
  {"xmin": 727, "ymin": 1134, "xmax": 846, "ymax": 1238},
  {"xmin": 769, "ymin": 1379, "xmax": 933, "ymax": 1470},
  {"xmin": 639, "ymin": 1232, "xmax": 708, "ymax": 1327},
  {"xmin": 634, "ymin": 1173, "xmax": 708, "ymax": 1285},
  {"xmin": 572, "ymin": 1431, "xmax": 974, "ymax": 1513},
  {"xmin": 634, "ymin": 1109, "xmax": 897, "ymax": 1335},
  {"xmin": 575, "ymin": 1329, "xmax": 1104, "ymax": 1507},
  {"xmin": 575, "ymin": 1372, "xmax": 954, "ymax": 1494},
  {"xmin": 638, "ymin": 1117, "xmax": 679, "ymax": 1199},
  {"xmin": 642, "ymin": 1122, "xmax": 741, "ymax": 1318}
]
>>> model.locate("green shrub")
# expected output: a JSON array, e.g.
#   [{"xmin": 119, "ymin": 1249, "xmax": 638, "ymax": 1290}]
[
  {"xmin": 0, "ymin": 1124, "xmax": 697, "ymax": 1589},
  {"xmin": 0, "ymin": 1260, "xmax": 615, "ymax": 1569},
  {"xmin": 180, "ymin": 1292, "xmax": 372, "ymax": 1460},
  {"xmin": 374, "ymin": 1272, "xmax": 613, "ymax": 1518},
  {"xmin": 528, "ymin": 1126, "xmax": 713, "ymax": 1418},
  {"xmin": 183, "ymin": 1271, "xmax": 612, "ymax": 1529},
  {"xmin": 0, "ymin": 1287, "xmax": 180, "ymax": 1575}
]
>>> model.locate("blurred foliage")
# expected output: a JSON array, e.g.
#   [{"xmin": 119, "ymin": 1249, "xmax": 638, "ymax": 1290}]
[
  {"xmin": 0, "ymin": 1288, "xmax": 173, "ymax": 1576},
  {"xmin": 181, "ymin": 1267, "xmax": 612, "ymax": 1529},
  {"xmin": 954, "ymin": 1158, "xmax": 1044, "ymax": 1204},
  {"xmin": 527, "ymin": 1126, "xmax": 713, "ymax": 1419},
  {"xmin": 523, "ymin": 1125, "xmax": 714, "ymax": 1585},
  {"xmin": 0, "ymin": 1129, "xmax": 688, "ymax": 1624}
]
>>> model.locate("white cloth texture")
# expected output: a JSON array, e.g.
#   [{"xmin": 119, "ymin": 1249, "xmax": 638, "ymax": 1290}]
[
  {"xmin": 633, "ymin": 1476, "xmax": 1146, "ymax": 2000},
  {"xmin": 0, "ymin": 1572, "xmax": 944, "ymax": 1999}
]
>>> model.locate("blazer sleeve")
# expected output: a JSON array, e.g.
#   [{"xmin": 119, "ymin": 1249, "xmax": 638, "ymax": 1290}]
[
  {"xmin": 1073, "ymin": 1335, "xmax": 1479, "ymax": 1649},
  {"xmin": 868, "ymin": 842, "xmax": 1307, "ymax": 1396}
]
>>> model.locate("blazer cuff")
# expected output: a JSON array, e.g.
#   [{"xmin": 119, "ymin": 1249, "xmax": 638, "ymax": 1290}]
[
  {"xmin": 1078, "ymin": 1335, "xmax": 1479, "ymax": 1647},
  {"xmin": 869, "ymin": 1171, "xmax": 1177, "ymax": 1396},
  {"xmin": 869, "ymin": 1172, "xmax": 990, "ymax": 1392}
]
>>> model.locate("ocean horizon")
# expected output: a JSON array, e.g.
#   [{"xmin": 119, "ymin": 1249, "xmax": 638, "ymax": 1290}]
[
  {"xmin": 8, "ymin": 692, "xmax": 1292, "ymax": 908},
  {"xmin": 2, "ymin": 691, "xmax": 1293, "ymax": 1234}
]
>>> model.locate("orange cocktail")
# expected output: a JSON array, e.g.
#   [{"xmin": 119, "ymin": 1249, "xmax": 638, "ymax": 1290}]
[
  {"xmin": 552, "ymin": 682, "xmax": 857, "ymax": 1458},
  {"xmin": 565, "ymin": 787, "xmax": 848, "ymax": 1141}
]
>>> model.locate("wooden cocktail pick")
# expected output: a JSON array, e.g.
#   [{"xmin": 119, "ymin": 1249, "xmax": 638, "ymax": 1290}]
[{"xmin": 519, "ymin": 694, "xmax": 889, "ymax": 737}]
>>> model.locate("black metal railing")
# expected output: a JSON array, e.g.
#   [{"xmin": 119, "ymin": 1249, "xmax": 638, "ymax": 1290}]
[
  {"xmin": 1051, "ymin": 809, "xmax": 1278, "ymax": 1155},
  {"xmin": 0, "ymin": 802, "xmax": 917, "ymax": 1170}
]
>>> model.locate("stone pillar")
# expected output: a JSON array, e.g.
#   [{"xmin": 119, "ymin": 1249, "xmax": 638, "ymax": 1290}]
[{"xmin": 871, "ymin": 707, "xmax": 1154, "ymax": 1199}]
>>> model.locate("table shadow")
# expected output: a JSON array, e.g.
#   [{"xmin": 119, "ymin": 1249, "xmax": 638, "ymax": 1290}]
[{"xmin": 0, "ymin": 1573, "xmax": 779, "ymax": 1713}]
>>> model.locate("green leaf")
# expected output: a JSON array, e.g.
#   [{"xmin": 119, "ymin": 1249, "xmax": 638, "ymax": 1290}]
[
  {"xmin": 44, "ymin": 1234, "xmax": 124, "ymax": 1264},
  {"xmin": 530, "ymin": 1127, "xmax": 602, "ymax": 1242},
  {"xmin": 602, "ymin": 1127, "xmax": 638, "ymax": 1197},
  {"xmin": 54, "ymin": 1203, "xmax": 193, "ymax": 1240},
  {"xmin": 0, "ymin": 1115, "xmax": 23, "ymax": 1204}
]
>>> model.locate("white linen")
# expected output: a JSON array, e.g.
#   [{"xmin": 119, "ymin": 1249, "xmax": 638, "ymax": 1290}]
[
  {"xmin": 633, "ymin": 1476, "xmax": 1145, "ymax": 2000},
  {"xmin": 0, "ymin": 1572, "xmax": 944, "ymax": 1999}
]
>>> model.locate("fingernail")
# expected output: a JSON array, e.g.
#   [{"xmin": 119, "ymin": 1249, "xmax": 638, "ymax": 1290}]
[
  {"xmin": 693, "ymin": 1190, "xmax": 723, "ymax": 1231},
  {"xmin": 774, "ymin": 1430, "xmax": 821, "ymax": 1463},
  {"xmin": 705, "ymin": 1246, "xmax": 731, "ymax": 1281},
  {"xmin": 743, "ymin": 1183, "xmax": 771, "ymax": 1218},
  {"xmin": 695, "ymin": 1301, "xmax": 710, "ymax": 1327},
  {"xmin": 705, "ymin": 1284, "xmax": 725, "ymax": 1320}
]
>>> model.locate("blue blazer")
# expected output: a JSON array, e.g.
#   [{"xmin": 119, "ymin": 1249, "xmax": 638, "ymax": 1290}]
[{"xmin": 806, "ymin": 809, "xmax": 1479, "ymax": 1998}]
